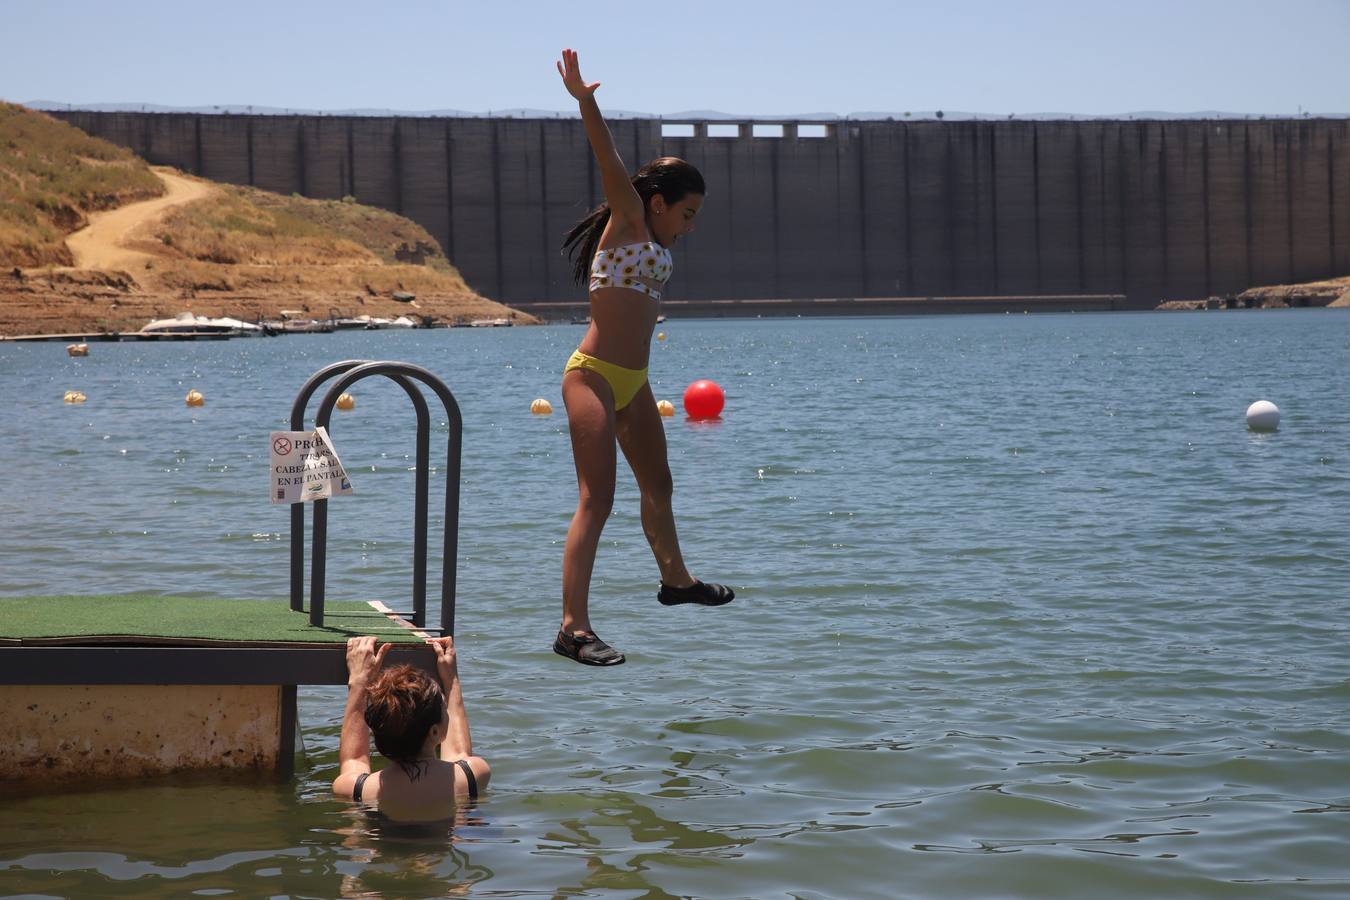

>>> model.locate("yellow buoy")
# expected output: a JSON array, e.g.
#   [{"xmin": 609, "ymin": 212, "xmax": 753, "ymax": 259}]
[
  {"xmin": 63, "ymin": 390, "xmax": 87, "ymax": 404},
  {"xmin": 656, "ymin": 332, "xmax": 666, "ymax": 341},
  {"xmin": 531, "ymin": 398, "xmax": 554, "ymax": 415},
  {"xmin": 337, "ymin": 392, "xmax": 356, "ymax": 411},
  {"xmin": 66, "ymin": 343, "xmax": 89, "ymax": 357},
  {"xmin": 656, "ymin": 399, "xmax": 675, "ymax": 417},
  {"xmin": 185, "ymin": 389, "xmax": 205, "ymax": 407}
]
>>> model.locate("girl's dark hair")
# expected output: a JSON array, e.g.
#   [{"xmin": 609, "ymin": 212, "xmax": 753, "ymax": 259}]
[
  {"xmin": 561, "ymin": 156, "xmax": 706, "ymax": 285},
  {"xmin": 364, "ymin": 664, "xmax": 444, "ymax": 779}
]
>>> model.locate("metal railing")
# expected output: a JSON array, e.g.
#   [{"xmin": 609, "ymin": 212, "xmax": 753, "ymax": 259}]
[{"xmin": 287, "ymin": 361, "xmax": 463, "ymax": 635}]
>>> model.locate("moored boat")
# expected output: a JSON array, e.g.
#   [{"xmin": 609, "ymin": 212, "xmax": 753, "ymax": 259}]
[{"xmin": 139, "ymin": 312, "xmax": 265, "ymax": 337}]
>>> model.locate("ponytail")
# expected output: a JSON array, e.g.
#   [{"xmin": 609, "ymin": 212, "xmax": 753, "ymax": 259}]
[{"xmin": 561, "ymin": 205, "xmax": 611, "ymax": 286}]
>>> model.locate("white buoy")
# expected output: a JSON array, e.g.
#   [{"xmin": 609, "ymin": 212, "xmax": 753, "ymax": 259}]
[
  {"xmin": 530, "ymin": 398, "xmax": 553, "ymax": 415},
  {"xmin": 656, "ymin": 399, "xmax": 675, "ymax": 417},
  {"xmin": 1246, "ymin": 400, "xmax": 1280, "ymax": 432}
]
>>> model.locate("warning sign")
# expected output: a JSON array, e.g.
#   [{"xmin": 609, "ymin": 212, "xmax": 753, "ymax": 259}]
[{"xmin": 269, "ymin": 426, "xmax": 354, "ymax": 504}]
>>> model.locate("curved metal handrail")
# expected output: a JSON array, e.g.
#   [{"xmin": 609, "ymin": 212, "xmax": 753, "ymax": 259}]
[
  {"xmin": 308, "ymin": 361, "xmax": 464, "ymax": 635},
  {"xmin": 288, "ymin": 360, "xmax": 369, "ymax": 613}
]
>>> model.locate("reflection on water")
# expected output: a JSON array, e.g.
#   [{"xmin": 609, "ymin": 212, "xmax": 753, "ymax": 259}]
[
  {"xmin": 332, "ymin": 808, "xmax": 493, "ymax": 899},
  {"xmin": 530, "ymin": 790, "xmax": 749, "ymax": 896},
  {"xmin": 1, "ymin": 314, "xmax": 1349, "ymax": 897}
]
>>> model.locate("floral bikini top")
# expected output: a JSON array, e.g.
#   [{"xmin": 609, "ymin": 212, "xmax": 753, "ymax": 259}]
[{"xmin": 589, "ymin": 240, "xmax": 673, "ymax": 301}]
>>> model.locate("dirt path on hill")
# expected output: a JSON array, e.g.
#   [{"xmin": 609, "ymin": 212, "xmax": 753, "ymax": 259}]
[
  {"xmin": 3, "ymin": 165, "xmax": 536, "ymax": 336},
  {"xmin": 64, "ymin": 167, "xmax": 213, "ymax": 272}
]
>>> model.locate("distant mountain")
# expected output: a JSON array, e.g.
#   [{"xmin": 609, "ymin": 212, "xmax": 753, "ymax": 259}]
[{"xmin": 23, "ymin": 100, "xmax": 1348, "ymax": 121}]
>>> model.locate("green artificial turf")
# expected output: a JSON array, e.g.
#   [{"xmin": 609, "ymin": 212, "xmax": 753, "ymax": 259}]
[{"xmin": 0, "ymin": 595, "xmax": 426, "ymax": 644}]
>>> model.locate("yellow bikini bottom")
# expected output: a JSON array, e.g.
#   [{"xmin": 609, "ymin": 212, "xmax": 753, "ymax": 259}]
[{"xmin": 563, "ymin": 349, "xmax": 648, "ymax": 410}]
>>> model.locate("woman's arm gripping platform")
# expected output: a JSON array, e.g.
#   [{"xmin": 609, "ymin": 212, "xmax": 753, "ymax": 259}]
[
  {"xmin": 430, "ymin": 636, "xmax": 492, "ymax": 792},
  {"xmin": 557, "ymin": 48, "xmax": 644, "ymax": 233},
  {"xmin": 332, "ymin": 636, "xmax": 389, "ymax": 798}
]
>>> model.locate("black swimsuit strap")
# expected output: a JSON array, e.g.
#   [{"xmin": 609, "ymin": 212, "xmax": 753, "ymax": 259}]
[
  {"xmin": 454, "ymin": 759, "xmax": 478, "ymax": 801},
  {"xmin": 352, "ymin": 771, "xmax": 371, "ymax": 802},
  {"xmin": 355, "ymin": 764, "xmax": 473, "ymax": 803}
]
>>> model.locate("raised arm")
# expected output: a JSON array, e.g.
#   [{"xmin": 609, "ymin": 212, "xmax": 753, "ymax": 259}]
[
  {"xmin": 557, "ymin": 48, "xmax": 644, "ymax": 229},
  {"xmin": 430, "ymin": 636, "xmax": 472, "ymax": 757},
  {"xmin": 332, "ymin": 636, "xmax": 389, "ymax": 798},
  {"xmin": 429, "ymin": 636, "xmax": 491, "ymax": 794}
]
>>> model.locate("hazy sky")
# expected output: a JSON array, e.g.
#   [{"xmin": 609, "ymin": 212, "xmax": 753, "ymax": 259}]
[{"xmin": 3, "ymin": 0, "xmax": 1347, "ymax": 117}]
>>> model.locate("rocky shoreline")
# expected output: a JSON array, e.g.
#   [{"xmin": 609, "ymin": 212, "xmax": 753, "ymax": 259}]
[
  {"xmin": 0, "ymin": 267, "xmax": 536, "ymax": 338},
  {"xmin": 1156, "ymin": 276, "xmax": 1350, "ymax": 311}
]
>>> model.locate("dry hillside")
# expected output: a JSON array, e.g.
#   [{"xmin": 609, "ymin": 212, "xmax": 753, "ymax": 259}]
[
  {"xmin": 0, "ymin": 102, "xmax": 164, "ymax": 268},
  {"xmin": 0, "ymin": 104, "xmax": 531, "ymax": 335}
]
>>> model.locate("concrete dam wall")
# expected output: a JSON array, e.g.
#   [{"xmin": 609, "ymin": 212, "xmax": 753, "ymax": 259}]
[{"xmin": 54, "ymin": 112, "xmax": 1350, "ymax": 308}]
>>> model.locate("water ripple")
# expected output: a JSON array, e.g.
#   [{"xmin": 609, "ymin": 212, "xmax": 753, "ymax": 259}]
[{"xmin": 2, "ymin": 314, "xmax": 1349, "ymax": 897}]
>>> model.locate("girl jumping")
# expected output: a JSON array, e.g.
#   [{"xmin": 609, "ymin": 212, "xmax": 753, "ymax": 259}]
[{"xmin": 553, "ymin": 48, "xmax": 734, "ymax": 666}]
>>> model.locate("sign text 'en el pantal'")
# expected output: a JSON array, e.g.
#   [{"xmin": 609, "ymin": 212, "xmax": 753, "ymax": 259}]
[{"xmin": 269, "ymin": 427, "xmax": 353, "ymax": 504}]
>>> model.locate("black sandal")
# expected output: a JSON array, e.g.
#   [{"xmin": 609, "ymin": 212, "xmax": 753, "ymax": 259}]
[
  {"xmin": 658, "ymin": 580, "xmax": 735, "ymax": 607},
  {"xmin": 553, "ymin": 628, "xmax": 626, "ymax": 666}
]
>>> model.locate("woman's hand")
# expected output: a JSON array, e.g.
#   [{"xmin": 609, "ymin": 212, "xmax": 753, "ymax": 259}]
[
  {"xmin": 557, "ymin": 48, "xmax": 600, "ymax": 100},
  {"xmin": 427, "ymin": 635, "xmax": 458, "ymax": 688},
  {"xmin": 429, "ymin": 635, "xmax": 473, "ymax": 760},
  {"xmin": 345, "ymin": 636, "xmax": 389, "ymax": 687}
]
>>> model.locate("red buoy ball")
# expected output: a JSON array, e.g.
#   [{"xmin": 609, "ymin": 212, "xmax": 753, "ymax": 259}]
[{"xmin": 683, "ymin": 379, "xmax": 725, "ymax": 419}]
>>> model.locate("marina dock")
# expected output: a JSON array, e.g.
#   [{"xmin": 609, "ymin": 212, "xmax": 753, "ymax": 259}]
[{"xmin": 1, "ymin": 330, "xmax": 235, "ymax": 342}]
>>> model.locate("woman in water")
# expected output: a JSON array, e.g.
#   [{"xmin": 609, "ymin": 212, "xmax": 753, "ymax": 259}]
[
  {"xmin": 553, "ymin": 48, "xmax": 734, "ymax": 667},
  {"xmin": 333, "ymin": 636, "xmax": 491, "ymax": 821}
]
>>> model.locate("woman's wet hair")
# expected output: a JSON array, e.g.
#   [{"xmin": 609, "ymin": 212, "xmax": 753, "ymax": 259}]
[
  {"xmin": 562, "ymin": 156, "xmax": 706, "ymax": 284},
  {"xmin": 364, "ymin": 664, "xmax": 444, "ymax": 779}
]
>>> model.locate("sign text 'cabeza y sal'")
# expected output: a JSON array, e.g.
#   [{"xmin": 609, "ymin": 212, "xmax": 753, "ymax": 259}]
[{"xmin": 268, "ymin": 427, "xmax": 354, "ymax": 504}]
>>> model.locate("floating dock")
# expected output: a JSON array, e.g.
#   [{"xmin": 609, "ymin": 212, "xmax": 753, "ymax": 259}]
[
  {"xmin": 0, "ymin": 359, "xmax": 465, "ymax": 792},
  {"xmin": 0, "ymin": 595, "xmax": 432, "ymax": 785}
]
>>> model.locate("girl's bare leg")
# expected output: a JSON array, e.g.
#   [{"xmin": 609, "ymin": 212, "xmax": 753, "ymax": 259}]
[
  {"xmin": 561, "ymin": 368, "xmax": 617, "ymax": 633},
  {"xmin": 615, "ymin": 382, "xmax": 695, "ymax": 588}
]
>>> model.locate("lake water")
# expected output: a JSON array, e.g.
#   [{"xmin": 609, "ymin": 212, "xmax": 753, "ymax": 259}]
[{"xmin": 1, "ymin": 311, "xmax": 1348, "ymax": 898}]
